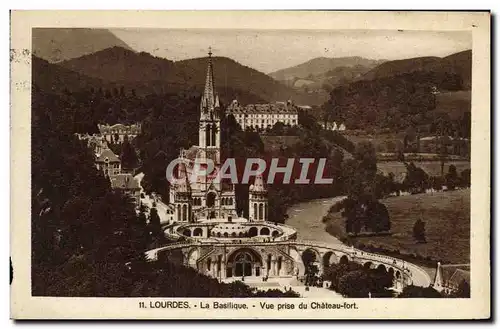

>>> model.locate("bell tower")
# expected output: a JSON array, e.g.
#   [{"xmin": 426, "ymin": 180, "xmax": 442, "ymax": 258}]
[{"xmin": 199, "ymin": 47, "xmax": 221, "ymax": 165}]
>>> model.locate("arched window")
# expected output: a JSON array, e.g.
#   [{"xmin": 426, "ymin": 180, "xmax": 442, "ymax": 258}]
[
  {"xmin": 253, "ymin": 203, "xmax": 258, "ymax": 220},
  {"xmin": 263, "ymin": 203, "xmax": 266, "ymax": 220},
  {"xmin": 231, "ymin": 232, "xmax": 237, "ymax": 237},
  {"xmin": 193, "ymin": 228, "xmax": 203, "ymax": 236},
  {"xmin": 223, "ymin": 232, "xmax": 229, "ymax": 238},
  {"xmin": 177, "ymin": 204, "xmax": 181, "ymax": 222},
  {"xmin": 229, "ymin": 198, "xmax": 233, "ymax": 205},
  {"xmin": 259, "ymin": 203, "xmax": 263, "ymax": 220},
  {"xmin": 205, "ymin": 125, "xmax": 211, "ymax": 147},
  {"xmin": 248, "ymin": 227, "xmax": 258, "ymax": 237},
  {"xmin": 182, "ymin": 204, "xmax": 187, "ymax": 221},
  {"xmin": 211, "ymin": 124, "xmax": 216, "ymax": 147}
]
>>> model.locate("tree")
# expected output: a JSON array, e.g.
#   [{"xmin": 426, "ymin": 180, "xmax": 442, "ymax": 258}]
[
  {"xmin": 454, "ymin": 280, "xmax": 470, "ymax": 298},
  {"xmin": 121, "ymin": 137, "xmax": 139, "ymax": 170},
  {"xmin": 365, "ymin": 200, "xmax": 391, "ymax": 233},
  {"xmin": 399, "ymin": 285, "xmax": 442, "ymax": 298},
  {"xmin": 445, "ymin": 164, "xmax": 459, "ymax": 190},
  {"xmin": 337, "ymin": 270, "xmax": 370, "ymax": 297},
  {"xmin": 413, "ymin": 218, "xmax": 426, "ymax": 243},
  {"xmin": 460, "ymin": 169, "xmax": 471, "ymax": 187}
]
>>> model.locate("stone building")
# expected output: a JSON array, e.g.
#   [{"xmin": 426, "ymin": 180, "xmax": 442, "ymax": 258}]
[
  {"xmin": 98, "ymin": 123, "xmax": 141, "ymax": 144},
  {"xmin": 110, "ymin": 173, "xmax": 141, "ymax": 205},
  {"xmin": 95, "ymin": 148, "xmax": 121, "ymax": 177},
  {"xmin": 226, "ymin": 100, "xmax": 299, "ymax": 131}
]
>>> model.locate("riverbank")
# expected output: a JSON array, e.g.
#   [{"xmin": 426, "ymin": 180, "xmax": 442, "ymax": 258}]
[{"xmin": 321, "ymin": 189, "xmax": 470, "ymax": 278}]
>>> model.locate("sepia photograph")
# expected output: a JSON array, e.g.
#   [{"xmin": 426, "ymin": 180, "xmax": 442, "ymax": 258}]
[{"xmin": 10, "ymin": 10, "xmax": 490, "ymax": 319}]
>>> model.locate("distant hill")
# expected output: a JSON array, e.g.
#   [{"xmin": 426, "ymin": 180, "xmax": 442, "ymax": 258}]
[
  {"xmin": 360, "ymin": 50, "xmax": 471, "ymax": 89},
  {"xmin": 58, "ymin": 46, "xmax": 321, "ymax": 105},
  {"xmin": 32, "ymin": 56, "xmax": 116, "ymax": 93},
  {"xmin": 32, "ymin": 28, "xmax": 133, "ymax": 63},
  {"xmin": 269, "ymin": 56, "xmax": 385, "ymax": 81}
]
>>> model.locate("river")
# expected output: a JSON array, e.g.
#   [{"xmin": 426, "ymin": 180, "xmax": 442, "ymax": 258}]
[{"xmin": 286, "ymin": 196, "xmax": 345, "ymax": 245}]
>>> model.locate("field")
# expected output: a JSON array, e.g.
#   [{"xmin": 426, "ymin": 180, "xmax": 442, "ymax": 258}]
[
  {"xmin": 377, "ymin": 160, "xmax": 471, "ymax": 182},
  {"xmin": 324, "ymin": 189, "xmax": 470, "ymax": 267},
  {"xmin": 261, "ymin": 135, "xmax": 301, "ymax": 155},
  {"xmin": 435, "ymin": 90, "xmax": 471, "ymax": 119}
]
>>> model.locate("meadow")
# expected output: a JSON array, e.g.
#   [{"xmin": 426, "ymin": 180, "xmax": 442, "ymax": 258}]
[{"xmin": 324, "ymin": 189, "xmax": 470, "ymax": 267}]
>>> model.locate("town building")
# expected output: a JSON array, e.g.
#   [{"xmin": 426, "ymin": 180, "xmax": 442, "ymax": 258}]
[
  {"xmin": 76, "ymin": 133, "xmax": 108, "ymax": 156},
  {"xmin": 98, "ymin": 123, "xmax": 142, "ymax": 144},
  {"xmin": 95, "ymin": 148, "xmax": 121, "ymax": 177},
  {"xmin": 226, "ymin": 100, "xmax": 299, "ymax": 131},
  {"xmin": 323, "ymin": 121, "xmax": 346, "ymax": 131},
  {"xmin": 110, "ymin": 173, "xmax": 142, "ymax": 205},
  {"xmin": 432, "ymin": 262, "xmax": 470, "ymax": 295}
]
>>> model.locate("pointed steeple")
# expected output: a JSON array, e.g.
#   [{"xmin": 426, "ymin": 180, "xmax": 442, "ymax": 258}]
[{"xmin": 201, "ymin": 47, "xmax": 218, "ymax": 117}]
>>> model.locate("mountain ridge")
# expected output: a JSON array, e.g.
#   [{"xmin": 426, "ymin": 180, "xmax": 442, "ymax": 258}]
[
  {"xmin": 269, "ymin": 56, "xmax": 386, "ymax": 81},
  {"xmin": 58, "ymin": 46, "xmax": 323, "ymax": 105},
  {"xmin": 32, "ymin": 28, "xmax": 134, "ymax": 63}
]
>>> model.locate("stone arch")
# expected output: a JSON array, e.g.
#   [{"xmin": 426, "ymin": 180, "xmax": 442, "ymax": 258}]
[
  {"xmin": 226, "ymin": 247, "xmax": 263, "ymax": 278},
  {"xmin": 272, "ymin": 230, "xmax": 279, "ymax": 238},
  {"xmin": 183, "ymin": 228, "xmax": 191, "ymax": 237},
  {"xmin": 248, "ymin": 227, "xmax": 258, "ymax": 237},
  {"xmin": 289, "ymin": 247, "xmax": 305, "ymax": 277},
  {"xmin": 223, "ymin": 232, "xmax": 228, "ymax": 238},
  {"xmin": 193, "ymin": 227, "xmax": 203, "ymax": 237},
  {"xmin": 231, "ymin": 232, "xmax": 237, "ymax": 237},
  {"xmin": 395, "ymin": 270, "xmax": 401, "ymax": 279},
  {"xmin": 187, "ymin": 248, "xmax": 199, "ymax": 268},
  {"xmin": 302, "ymin": 248, "xmax": 320, "ymax": 264},
  {"xmin": 260, "ymin": 227, "xmax": 270, "ymax": 235},
  {"xmin": 364, "ymin": 261, "xmax": 374, "ymax": 270},
  {"xmin": 239, "ymin": 232, "xmax": 244, "ymax": 237},
  {"xmin": 339, "ymin": 255, "xmax": 349, "ymax": 265},
  {"xmin": 388, "ymin": 267, "xmax": 395, "ymax": 278},
  {"xmin": 377, "ymin": 264, "xmax": 388, "ymax": 273},
  {"xmin": 217, "ymin": 232, "xmax": 221, "ymax": 237},
  {"xmin": 322, "ymin": 251, "xmax": 338, "ymax": 269}
]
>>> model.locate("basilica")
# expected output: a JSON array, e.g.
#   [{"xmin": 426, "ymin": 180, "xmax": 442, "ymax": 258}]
[
  {"xmin": 155, "ymin": 51, "xmax": 416, "ymax": 288},
  {"xmin": 168, "ymin": 49, "xmax": 268, "ymax": 225}
]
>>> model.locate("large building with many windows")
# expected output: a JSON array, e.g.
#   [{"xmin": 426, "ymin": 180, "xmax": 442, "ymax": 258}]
[{"xmin": 226, "ymin": 100, "xmax": 299, "ymax": 131}]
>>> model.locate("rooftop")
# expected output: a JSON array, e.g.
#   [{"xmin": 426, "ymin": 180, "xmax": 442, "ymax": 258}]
[
  {"xmin": 96, "ymin": 148, "xmax": 120, "ymax": 163},
  {"xmin": 227, "ymin": 100, "xmax": 299, "ymax": 115},
  {"xmin": 110, "ymin": 173, "xmax": 141, "ymax": 190}
]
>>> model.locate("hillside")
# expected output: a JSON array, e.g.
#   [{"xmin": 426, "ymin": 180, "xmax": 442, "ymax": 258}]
[
  {"xmin": 59, "ymin": 47, "xmax": 319, "ymax": 105},
  {"xmin": 361, "ymin": 50, "xmax": 471, "ymax": 89},
  {"xmin": 32, "ymin": 28, "xmax": 133, "ymax": 63},
  {"xmin": 269, "ymin": 56, "xmax": 385, "ymax": 81},
  {"xmin": 32, "ymin": 56, "xmax": 116, "ymax": 94}
]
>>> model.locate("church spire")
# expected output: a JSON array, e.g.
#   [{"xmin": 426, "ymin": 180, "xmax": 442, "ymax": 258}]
[{"xmin": 201, "ymin": 47, "xmax": 219, "ymax": 116}]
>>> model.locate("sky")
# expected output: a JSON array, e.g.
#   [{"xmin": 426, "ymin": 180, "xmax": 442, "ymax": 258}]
[{"xmin": 110, "ymin": 28, "xmax": 472, "ymax": 74}]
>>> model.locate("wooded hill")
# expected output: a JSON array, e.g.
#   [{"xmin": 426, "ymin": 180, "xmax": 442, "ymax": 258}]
[{"xmin": 58, "ymin": 46, "xmax": 318, "ymax": 105}]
